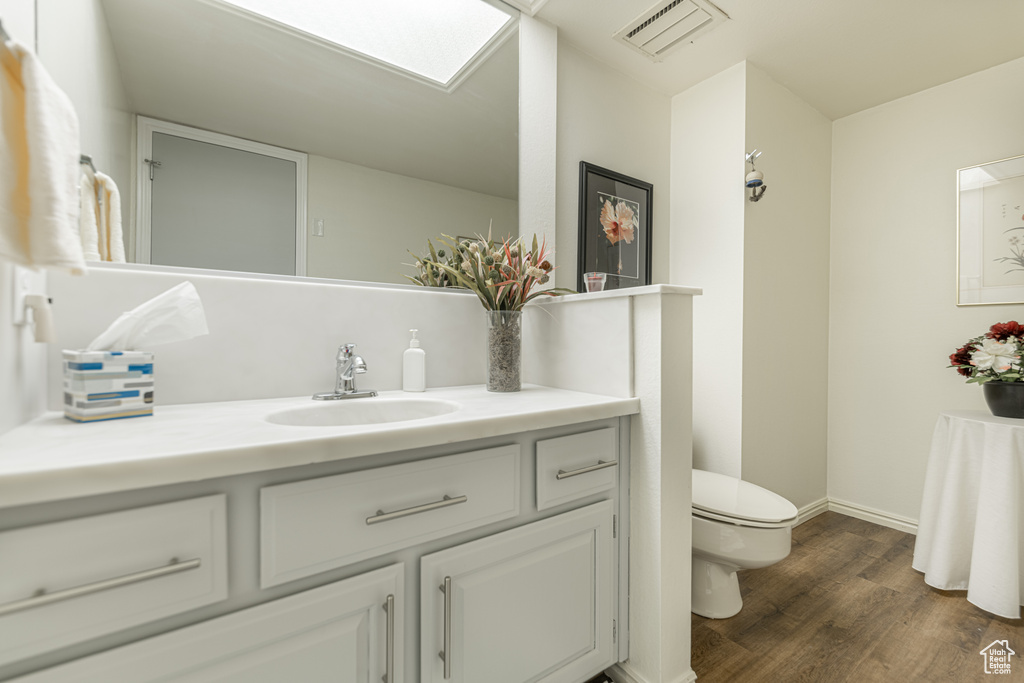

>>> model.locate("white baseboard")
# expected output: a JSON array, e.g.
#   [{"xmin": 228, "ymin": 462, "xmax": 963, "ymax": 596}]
[
  {"xmin": 795, "ymin": 497, "xmax": 829, "ymax": 525},
  {"xmin": 607, "ymin": 663, "xmax": 698, "ymax": 683},
  {"xmin": 827, "ymin": 497, "xmax": 918, "ymax": 534}
]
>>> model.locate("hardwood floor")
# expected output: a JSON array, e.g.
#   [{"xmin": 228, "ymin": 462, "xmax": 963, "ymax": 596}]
[{"xmin": 690, "ymin": 512, "xmax": 1023, "ymax": 682}]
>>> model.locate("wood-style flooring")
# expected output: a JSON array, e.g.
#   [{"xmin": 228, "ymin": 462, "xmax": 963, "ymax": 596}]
[{"xmin": 690, "ymin": 512, "xmax": 1023, "ymax": 682}]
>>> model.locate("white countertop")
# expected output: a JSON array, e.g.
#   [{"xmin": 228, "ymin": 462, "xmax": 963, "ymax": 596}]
[
  {"xmin": 0, "ymin": 385, "xmax": 640, "ymax": 510},
  {"xmin": 535, "ymin": 283, "xmax": 703, "ymax": 304}
]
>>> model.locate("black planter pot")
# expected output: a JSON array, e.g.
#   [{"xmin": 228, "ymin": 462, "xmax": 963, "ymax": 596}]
[{"xmin": 982, "ymin": 381, "xmax": 1024, "ymax": 419}]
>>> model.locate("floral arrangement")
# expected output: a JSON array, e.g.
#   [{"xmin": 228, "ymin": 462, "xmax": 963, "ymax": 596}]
[
  {"xmin": 948, "ymin": 321, "xmax": 1024, "ymax": 383},
  {"xmin": 408, "ymin": 232, "xmax": 574, "ymax": 311}
]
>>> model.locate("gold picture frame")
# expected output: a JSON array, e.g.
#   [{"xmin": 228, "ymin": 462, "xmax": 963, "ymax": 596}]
[{"xmin": 957, "ymin": 153, "xmax": 1024, "ymax": 305}]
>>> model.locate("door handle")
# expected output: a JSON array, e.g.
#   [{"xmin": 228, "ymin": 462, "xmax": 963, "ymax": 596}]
[
  {"xmin": 0, "ymin": 557, "xmax": 201, "ymax": 617},
  {"xmin": 366, "ymin": 495, "xmax": 467, "ymax": 525},
  {"xmin": 556, "ymin": 460, "xmax": 617, "ymax": 480},
  {"xmin": 382, "ymin": 593, "xmax": 394, "ymax": 683},
  {"xmin": 438, "ymin": 576, "xmax": 452, "ymax": 679}
]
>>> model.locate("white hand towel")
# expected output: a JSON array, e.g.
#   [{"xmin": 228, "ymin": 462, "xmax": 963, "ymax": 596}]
[
  {"xmin": 96, "ymin": 171, "xmax": 125, "ymax": 262},
  {"xmin": 78, "ymin": 170, "xmax": 100, "ymax": 261},
  {"xmin": 0, "ymin": 40, "xmax": 86, "ymax": 274}
]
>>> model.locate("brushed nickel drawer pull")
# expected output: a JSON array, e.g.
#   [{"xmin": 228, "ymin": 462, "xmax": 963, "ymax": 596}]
[
  {"xmin": 556, "ymin": 460, "xmax": 618, "ymax": 480},
  {"xmin": 439, "ymin": 576, "xmax": 452, "ymax": 680},
  {"xmin": 382, "ymin": 593, "xmax": 395, "ymax": 683},
  {"xmin": 366, "ymin": 494, "xmax": 468, "ymax": 525},
  {"xmin": 0, "ymin": 557, "xmax": 202, "ymax": 617}
]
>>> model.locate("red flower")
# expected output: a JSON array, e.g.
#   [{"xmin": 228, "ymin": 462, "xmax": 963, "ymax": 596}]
[
  {"xmin": 949, "ymin": 344, "xmax": 977, "ymax": 377},
  {"xmin": 986, "ymin": 321, "xmax": 1024, "ymax": 341}
]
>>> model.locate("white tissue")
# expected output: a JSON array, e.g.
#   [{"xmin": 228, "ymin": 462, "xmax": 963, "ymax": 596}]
[{"xmin": 86, "ymin": 282, "xmax": 209, "ymax": 351}]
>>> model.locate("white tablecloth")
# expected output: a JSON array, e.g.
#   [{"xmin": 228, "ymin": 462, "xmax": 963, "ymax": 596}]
[{"xmin": 913, "ymin": 410, "xmax": 1024, "ymax": 618}]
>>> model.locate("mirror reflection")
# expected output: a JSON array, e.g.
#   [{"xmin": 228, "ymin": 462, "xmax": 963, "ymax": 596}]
[{"xmin": 37, "ymin": 0, "xmax": 519, "ymax": 285}]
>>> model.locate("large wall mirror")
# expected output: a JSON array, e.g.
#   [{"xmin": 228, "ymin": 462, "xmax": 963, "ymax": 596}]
[{"xmin": 36, "ymin": 0, "xmax": 520, "ymax": 286}]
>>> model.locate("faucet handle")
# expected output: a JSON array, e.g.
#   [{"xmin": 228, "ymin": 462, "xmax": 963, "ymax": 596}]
[{"xmin": 338, "ymin": 343, "xmax": 356, "ymax": 359}]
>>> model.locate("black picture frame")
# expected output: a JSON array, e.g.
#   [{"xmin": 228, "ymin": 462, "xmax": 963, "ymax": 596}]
[{"xmin": 577, "ymin": 161, "xmax": 653, "ymax": 293}]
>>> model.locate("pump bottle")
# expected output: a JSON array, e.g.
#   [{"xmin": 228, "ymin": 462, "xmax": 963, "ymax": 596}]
[{"xmin": 403, "ymin": 329, "xmax": 426, "ymax": 392}]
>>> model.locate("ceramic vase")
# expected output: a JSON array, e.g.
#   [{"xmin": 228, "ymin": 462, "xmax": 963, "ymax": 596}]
[{"xmin": 982, "ymin": 381, "xmax": 1024, "ymax": 419}]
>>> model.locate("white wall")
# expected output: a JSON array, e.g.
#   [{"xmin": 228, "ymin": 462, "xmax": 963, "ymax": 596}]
[
  {"xmin": 829, "ymin": 56, "xmax": 1024, "ymax": 522},
  {"xmin": 37, "ymin": 0, "xmax": 132, "ymax": 252},
  {"xmin": 668, "ymin": 63, "xmax": 830, "ymax": 510},
  {"xmin": 46, "ymin": 268, "xmax": 487, "ymax": 408},
  {"xmin": 306, "ymin": 155, "xmax": 517, "ymax": 284},
  {"xmin": 740, "ymin": 64, "xmax": 831, "ymax": 509},
  {"xmin": 555, "ymin": 40, "xmax": 671, "ymax": 290},
  {"xmin": 669, "ymin": 62, "xmax": 747, "ymax": 478},
  {"xmin": 519, "ymin": 15, "xmax": 557, "ymax": 270},
  {"xmin": 0, "ymin": 1, "xmax": 48, "ymax": 438}
]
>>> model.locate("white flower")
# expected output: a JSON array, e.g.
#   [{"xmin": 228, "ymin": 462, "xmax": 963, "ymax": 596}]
[
  {"xmin": 526, "ymin": 266, "xmax": 545, "ymax": 279},
  {"xmin": 971, "ymin": 338, "xmax": 1020, "ymax": 373}
]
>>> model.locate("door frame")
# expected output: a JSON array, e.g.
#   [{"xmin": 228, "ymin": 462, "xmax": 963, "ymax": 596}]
[{"xmin": 135, "ymin": 116, "xmax": 308, "ymax": 276}]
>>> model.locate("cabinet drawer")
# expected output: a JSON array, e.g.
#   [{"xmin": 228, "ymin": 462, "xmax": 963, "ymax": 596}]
[
  {"xmin": 0, "ymin": 495, "xmax": 228, "ymax": 665},
  {"xmin": 261, "ymin": 445, "xmax": 520, "ymax": 588},
  {"xmin": 536, "ymin": 427, "xmax": 618, "ymax": 510}
]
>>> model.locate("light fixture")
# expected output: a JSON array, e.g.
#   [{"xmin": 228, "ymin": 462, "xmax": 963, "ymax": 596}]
[
  {"xmin": 212, "ymin": 0, "xmax": 516, "ymax": 91},
  {"xmin": 746, "ymin": 149, "xmax": 767, "ymax": 202}
]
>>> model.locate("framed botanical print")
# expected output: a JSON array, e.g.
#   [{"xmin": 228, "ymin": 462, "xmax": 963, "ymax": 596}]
[
  {"xmin": 957, "ymin": 153, "xmax": 1024, "ymax": 305},
  {"xmin": 577, "ymin": 162, "xmax": 653, "ymax": 293}
]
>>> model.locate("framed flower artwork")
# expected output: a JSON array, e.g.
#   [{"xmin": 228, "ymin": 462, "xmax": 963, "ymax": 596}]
[
  {"xmin": 957, "ymin": 153, "xmax": 1024, "ymax": 305},
  {"xmin": 577, "ymin": 162, "xmax": 653, "ymax": 293}
]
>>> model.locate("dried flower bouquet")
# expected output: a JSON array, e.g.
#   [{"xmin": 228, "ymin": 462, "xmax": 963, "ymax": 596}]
[{"xmin": 408, "ymin": 232, "xmax": 574, "ymax": 310}]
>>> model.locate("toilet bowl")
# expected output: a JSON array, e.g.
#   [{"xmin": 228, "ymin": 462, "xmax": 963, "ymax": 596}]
[{"xmin": 691, "ymin": 469, "xmax": 798, "ymax": 619}]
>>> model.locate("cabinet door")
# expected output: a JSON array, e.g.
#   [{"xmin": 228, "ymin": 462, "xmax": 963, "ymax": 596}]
[
  {"xmin": 15, "ymin": 564, "xmax": 404, "ymax": 683},
  {"xmin": 420, "ymin": 501, "xmax": 614, "ymax": 683}
]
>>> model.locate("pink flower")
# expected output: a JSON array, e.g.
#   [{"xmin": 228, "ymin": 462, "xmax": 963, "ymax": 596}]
[{"xmin": 600, "ymin": 201, "xmax": 636, "ymax": 246}]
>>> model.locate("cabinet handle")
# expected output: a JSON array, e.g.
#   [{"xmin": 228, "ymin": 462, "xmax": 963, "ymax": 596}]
[
  {"xmin": 439, "ymin": 576, "xmax": 452, "ymax": 680},
  {"xmin": 382, "ymin": 594, "xmax": 394, "ymax": 683},
  {"xmin": 556, "ymin": 460, "xmax": 617, "ymax": 480},
  {"xmin": 0, "ymin": 557, "xmax": 201, "ymax": 617},
  {"xmin": 366, "ymin": 494, "xmax": 468, "ymax": 525}
]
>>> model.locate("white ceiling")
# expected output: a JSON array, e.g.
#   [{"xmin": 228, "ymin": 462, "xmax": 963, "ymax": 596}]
[
  {"xmin": 536, "ymin": 0, "xmax": 1024, "ymax": 119},
  {"xmin": 100, "ymin": 0, "xmax": 519, "ymax": 199},
  {"xmin": 92, "ymin": 0, "xmax": 1024, "ymax": 202}
]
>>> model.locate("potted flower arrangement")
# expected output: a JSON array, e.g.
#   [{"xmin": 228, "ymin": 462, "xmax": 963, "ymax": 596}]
[
  {"xmin": 948, "ymin": 321, "xmax": 1024, "ymax": 418},
  {"xmin": 409, "ymin": 232, "xmax": 573, "ymax": 392}
]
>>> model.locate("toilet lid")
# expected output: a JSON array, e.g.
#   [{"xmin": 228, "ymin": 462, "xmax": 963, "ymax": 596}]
[{"xmin": 692, "ymin": 469, "xmax": 798, "ymax": 525}]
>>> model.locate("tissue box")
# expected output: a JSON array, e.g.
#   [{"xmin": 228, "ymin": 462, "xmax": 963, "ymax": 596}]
[{"xmin": 63, "ymin": 350, "xmax": 155, "ymax": 422}]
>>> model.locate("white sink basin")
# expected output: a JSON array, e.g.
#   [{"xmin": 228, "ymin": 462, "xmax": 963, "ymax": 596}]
[{"xmin": 266, "ymin": 397, "xmax": 459, "ymax": 427}]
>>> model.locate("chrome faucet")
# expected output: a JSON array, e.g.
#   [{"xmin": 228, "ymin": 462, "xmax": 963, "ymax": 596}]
[{"xmin": 313, "ymin": 343, "xmax": 378, "ymax": 400}]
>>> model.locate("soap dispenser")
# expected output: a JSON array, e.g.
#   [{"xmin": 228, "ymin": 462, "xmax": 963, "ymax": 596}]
[{"xmin": 403, "ymin": 329, "xmax": 426, "ymax": 392}]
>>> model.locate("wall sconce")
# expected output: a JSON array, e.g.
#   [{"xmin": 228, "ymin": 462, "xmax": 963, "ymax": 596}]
[{"xmin": 745, "ymin": 149, "xmax": 767, "ymax": 202}]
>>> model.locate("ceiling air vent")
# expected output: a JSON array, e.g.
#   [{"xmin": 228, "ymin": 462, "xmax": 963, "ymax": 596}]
[{"xmin": 614, "ymin": 0, "xmax": 729, "ymax": 61}]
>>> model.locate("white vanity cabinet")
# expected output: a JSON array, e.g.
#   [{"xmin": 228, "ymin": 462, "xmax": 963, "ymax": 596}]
[
  {"xmin": 15, "ymin": 564, "xmax": 404, "ymax": 683},
  {"xmin": 420, "ymin": 501, "xmax": 615, "ymax": 683},
  {"xmin": 0, "ymin": 418, "xmax": 629, "ymax": 683}
]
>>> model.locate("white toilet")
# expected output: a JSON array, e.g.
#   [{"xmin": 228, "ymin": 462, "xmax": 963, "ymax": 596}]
[{"xmin": 691, "ymin": 469, "xmax": 799, "ymax": 618}]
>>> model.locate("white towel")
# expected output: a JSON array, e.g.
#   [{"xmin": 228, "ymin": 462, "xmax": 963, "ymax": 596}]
[
  {"xmin": 78, "ymin": 170, "xmax": 100, "ymax": 261},
  {"xmin": 96, "ymin": 171, "xmax": 125, "ymax": 262},
  {"xmin": 0, "ymin": 39, "xmax": 86, "ymax": 274}
]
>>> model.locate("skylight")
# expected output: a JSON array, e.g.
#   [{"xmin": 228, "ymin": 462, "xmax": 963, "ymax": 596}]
[{"xmin": 217, "ymin": 0, "xmax": 515, "ymax": 87}]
